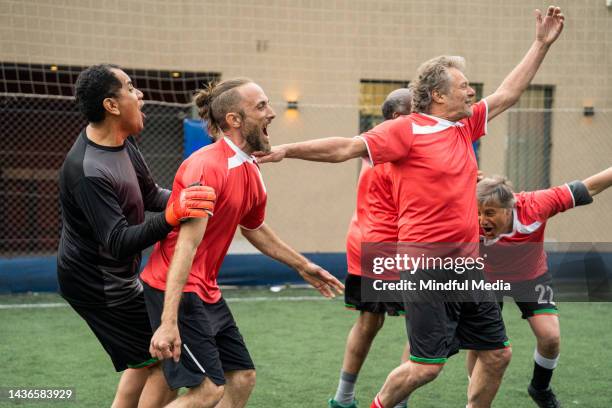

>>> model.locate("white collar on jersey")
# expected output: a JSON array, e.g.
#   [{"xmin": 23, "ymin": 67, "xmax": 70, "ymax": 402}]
[
  {"xmin": 411, "ymin": 112, "xmax": 465, "ymax": 135},
  {"xmin": 418, "ymin": 112, "xmax": 465, "ymax": 127},
  {"xmin": 223, "ymin": 137, "xmax": 256, "ymax": 169},
  {"xmin": 481, "ymin": 207, "xmax": 542, "ymax": 246}
]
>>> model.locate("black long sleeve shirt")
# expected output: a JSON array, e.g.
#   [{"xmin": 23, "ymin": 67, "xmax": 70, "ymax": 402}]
[{"xmin": 57, "ymin": 130, "xmax": 172, "ymax": 307}]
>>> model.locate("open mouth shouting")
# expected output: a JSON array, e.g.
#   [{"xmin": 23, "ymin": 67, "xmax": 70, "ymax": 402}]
[
  {"xmin": 482, "ymin": 224, "xmax": 496, "ymax": 238},
  {"xmin": 261, "ymin": 120, "xmax": 273, "ymax": 145}
]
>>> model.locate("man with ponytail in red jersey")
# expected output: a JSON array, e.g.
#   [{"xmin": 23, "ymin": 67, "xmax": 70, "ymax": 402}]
[{"xmin": 140, "ymin": 78, "xmax": 344, "ymax": 408}]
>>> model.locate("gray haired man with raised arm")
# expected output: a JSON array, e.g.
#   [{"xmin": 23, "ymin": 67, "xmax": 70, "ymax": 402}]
[{"xmin": 256, "ymin": 7, "xmax": 565, "ymax": 408}]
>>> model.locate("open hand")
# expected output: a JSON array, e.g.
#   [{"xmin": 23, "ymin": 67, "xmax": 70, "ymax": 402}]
[
  {"xmin": 535, "ymin": 6, "xmax": 564, "ymax": 46},
  {"xmin": 253, "ymin": 146, "xmax": 287, "ymax": 164},
  {"xmin": 297, "ymin": 262, "xmax": 344, "ymax": 298}
]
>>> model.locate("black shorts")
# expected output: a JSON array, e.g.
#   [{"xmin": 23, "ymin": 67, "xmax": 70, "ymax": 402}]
[
  {"xmin": 496, "ymin": 273, "xmax": 558, "ymax": 319},
  {"xmin": 67, "ymin": 293, "xmax": 157, "ymax": 372},
  {"xmin": 402, "ymin": 269, "xmax": 509, "ymax": 364},
  {"xmin": 143, "ymin": 283, "xmax": 254, "ymax": 389},
  {"xmin": 344, "ymin": 273, "xmax": 405, "ymax": 316}
]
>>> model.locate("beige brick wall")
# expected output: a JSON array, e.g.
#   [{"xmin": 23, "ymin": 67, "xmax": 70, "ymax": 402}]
[{"xmin": 2, "ymin": 0, "xmax": 611, "ymax": 249}]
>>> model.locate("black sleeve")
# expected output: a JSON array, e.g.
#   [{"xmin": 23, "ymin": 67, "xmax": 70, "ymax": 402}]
[
  {"xmin": 74, "ymin": 176, "xmax": 173, "ymax": 259},
  {"xmin": 128, "ymin": 137, "xmax": 171, "ymax": 212},
  {"xmin": 142, "ymin": 184, "xmax": 171, "ymax": 212},
  {"xmin": 567, "ymin": 180, "xmax": 593, "ymax": 207},
  {"xmin": 138, "ymin": 156, "xmax": 170, "ymax": 212}
]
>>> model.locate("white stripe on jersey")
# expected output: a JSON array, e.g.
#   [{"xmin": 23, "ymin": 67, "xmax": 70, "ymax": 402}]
[
  {"xmin": 515, "ymin": 219, "xmax": 542, "ymax": 234},
  {"xmin": 228, "ymin": 154, "xmax": 246, "ymax": 169},
  {"xmin": 355, "ymin": 135, "xmax": 373, "ymax": 166},
  {"xmin": 564, "ymin": 183, "xmax": 576, "ymax": 208},
  {"xmin": 412, "ymin": 112, "xmax": 465, "ymax": 135},
  {"xmin": 223, "ymin": 137, "xmax": 267, "ymax": 193},
  {"xmin": 252, "ymin": 162, "xmax": 267, "ymax": 194},
  {"xmin": 412, "ymin": 121, "xmax": 463, "ymax": 135},
  {"xmin": 481, "ymin": 207, "xmax": 542, "ymax": 246},
  {"xmin": 224, "ymin": 137, "xmax": 256, "ymax": 169}
]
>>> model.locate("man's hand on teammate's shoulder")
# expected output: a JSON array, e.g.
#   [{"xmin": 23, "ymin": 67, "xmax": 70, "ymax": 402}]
[
  {"xmin": 296, "ymin": 261, "xmax": 345, "ymax": 298},
  {"xmin": 165, "ymin": 185, "xmax": 216, "ymax": 227},
  {"xmin": 150, "ymin": 322, "xmax": 182, "ymax": 362},
  {"xmin": 253, "ymin": 145, "xmax": 287, "ymax": 164},
  {"xmin": 534, "ymin": 5, "xmax": 564, "ymax": 47}
]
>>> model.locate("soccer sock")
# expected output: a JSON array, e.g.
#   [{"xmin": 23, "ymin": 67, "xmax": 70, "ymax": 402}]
[
  {"xmin": 334, "ymin": 371, "xmax": 358, "ymax": 405},
  {"xmin": 531, "ymin": 349, "xmax": 559, "ymax": 390},
  {"xmin": 371, "ymin": 394, "xmax": 385, "ymax": 408}
]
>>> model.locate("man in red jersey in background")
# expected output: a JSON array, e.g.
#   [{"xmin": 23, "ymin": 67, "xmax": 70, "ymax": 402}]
[
  {"xmin": 330, "ymin": 88, "xmax": 412, "ymax": 408},
  {"xmin": 140, "ymin": 78, "xmax": 344, "ymax": 408},
  {"xmin": 469, "ymin": 167, "xmax": 612, "ymax": 408},
  {"xmin": 256, "ymin": 7, "xmax": 565, "ymax": 407}
]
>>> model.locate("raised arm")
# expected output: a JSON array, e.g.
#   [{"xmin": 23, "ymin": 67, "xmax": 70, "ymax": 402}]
[
  {"xmin": 240, "ymin": 223, "xmax": 344, "ymax": 297},
  {"xmin": 255, "ymin": 136, "xmax": 367, "ymax": 164},
  {"xmin": 485, "ymin": 6, "xmax": 564, "ymax": 121},
  {"xmin": 583, "ymin": 167, "xmax": 612, "ymax": 197},
  {"xmin": 149, "ymin": 217, "xmax": 208, "ymax": 362}
]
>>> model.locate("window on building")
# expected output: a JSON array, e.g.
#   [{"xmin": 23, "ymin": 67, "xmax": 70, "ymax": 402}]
[
  {"xmin": 505, "ymin": 85, "xmax": 554, "ymax": 191},
  {"xmin": 359, "ymin": 79, "xmax": 410, "ymax": 133}
]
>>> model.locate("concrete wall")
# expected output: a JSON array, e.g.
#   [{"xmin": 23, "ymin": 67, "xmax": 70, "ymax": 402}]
[{"xmin": 2, "ymin": 0, "xmax": 611, "ymax": 250}]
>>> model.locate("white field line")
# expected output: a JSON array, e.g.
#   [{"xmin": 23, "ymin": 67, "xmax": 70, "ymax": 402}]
[
  {"xmin": 0, "ymin": 296, "xmax": 332, "ymax": 310},
  {"xmin": 0, "ymin": 303, "xmax": 69, "ymax": 309}
]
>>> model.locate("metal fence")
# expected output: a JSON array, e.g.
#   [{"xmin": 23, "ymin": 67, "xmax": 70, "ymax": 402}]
[
  {"xmin": 1, "ymin": 93, "xmax": 612, "ymax": 256},
  {"xmin": 0, "ymin": 94, "xmax": 190, "ymax": 256}
]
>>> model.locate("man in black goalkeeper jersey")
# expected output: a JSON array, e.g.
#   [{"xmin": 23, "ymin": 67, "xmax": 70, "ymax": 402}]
[{"xmin": 58, "ymin": 64, "xmax": 214, "ymax": 408}]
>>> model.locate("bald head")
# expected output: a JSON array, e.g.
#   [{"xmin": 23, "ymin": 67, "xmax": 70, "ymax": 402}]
[{"xmin": 382, "ymin": 88, "xmax": 413, "ymax": 120}]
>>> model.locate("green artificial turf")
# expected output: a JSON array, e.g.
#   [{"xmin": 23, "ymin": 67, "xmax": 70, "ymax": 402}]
[{"xmin": 0, "ymin": 289, "xmax": 610, "ymax": 407}]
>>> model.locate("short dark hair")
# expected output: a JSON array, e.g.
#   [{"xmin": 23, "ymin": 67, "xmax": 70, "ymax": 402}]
[
  {"xmin": 75, "ymin": 64, "xmax": 122, "ymax": 123},
  {"xmin": 381, "ymin": 88, "xmax": 413, "ymax": 120}
]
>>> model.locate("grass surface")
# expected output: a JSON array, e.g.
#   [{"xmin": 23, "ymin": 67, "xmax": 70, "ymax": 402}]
[{"xmin": 0, "ymin": 289, "xmax": 610, "ymax": 407}]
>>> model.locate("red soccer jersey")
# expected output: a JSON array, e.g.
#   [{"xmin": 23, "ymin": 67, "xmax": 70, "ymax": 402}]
[
  {"xmin": 141, "ymin": 137, "xmax": 267, "ymax": 303},
  {"xmin": 481, "ymin": 184, "xmax": 575, "ymax": 282},
  {"xmin": 346, "ymin": 159, "xmax": 398, "ymax": 276},
  {"xmin": 359, "ymin": 100, "xmax": 488, "ymax": 245}
]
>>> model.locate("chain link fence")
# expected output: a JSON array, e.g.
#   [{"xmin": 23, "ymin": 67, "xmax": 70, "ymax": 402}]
[
  {"xmin": 1, "ymin": 91, "xmax": 612, "ymax": 256},
  {"xmin": 0, "ymin": 94, "xmax": 191, "ymax": 256}
]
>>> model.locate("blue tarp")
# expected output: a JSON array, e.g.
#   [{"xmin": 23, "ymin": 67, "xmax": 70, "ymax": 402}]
[
  {"xmin": 183, "ymin": 118, "xmax": 213, "ymax": 158},
  {"xmin": 0, "ymin": 252, "xmax": 611, "ymax": 295},
  {"xmin": 0, "ymin": 253, "xmax": 348, "ymax": 293}
]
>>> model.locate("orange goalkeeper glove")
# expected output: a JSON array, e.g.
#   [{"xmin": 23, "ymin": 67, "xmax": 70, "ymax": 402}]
[{"xmin": 165, "ymin": 184, "xmax": 216, "ymax": 227}]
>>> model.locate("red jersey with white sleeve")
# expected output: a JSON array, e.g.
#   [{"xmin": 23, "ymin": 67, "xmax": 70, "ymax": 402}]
[
  {"xmin": 346, "ymin": 159, "xmax": 398, "ymax": 276},
  {"xmin": 481, "ymin": 184, "xmax": 575, "ymax": 282},
  {"xmin": 141, "ymin": 137, "xmax": 267, "ymax": 303},
  {"xmin": 358, "ymin": 100, "xmax": 488, "ymax": 245}
]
